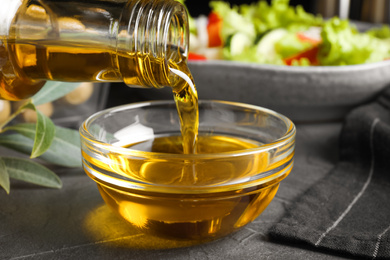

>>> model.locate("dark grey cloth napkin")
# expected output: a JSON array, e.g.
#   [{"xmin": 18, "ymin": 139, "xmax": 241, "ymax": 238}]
[{"xmin": 269, "ymin": 88, "xmax": 390, "ymax": 259}]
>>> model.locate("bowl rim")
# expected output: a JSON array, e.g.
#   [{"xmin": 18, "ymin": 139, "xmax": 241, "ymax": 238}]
[
  {"xmin": 80, "ymin": 100, "xmax": 296, "ymax": 193},
  {"xmin": 79, "ymin": 99, "xmax": 296, "ymax": 159},
  {"xmin": 188, "ymin": 59, "xmax": 390, "ymax": 74}
]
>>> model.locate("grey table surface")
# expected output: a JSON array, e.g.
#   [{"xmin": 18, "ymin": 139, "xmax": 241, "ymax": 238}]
[{"xmin": 0, "ymin": 122, "xmax": 353, "ymax": 260}]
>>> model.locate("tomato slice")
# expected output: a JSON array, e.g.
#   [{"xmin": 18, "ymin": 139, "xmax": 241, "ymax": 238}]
[
  {"xmin": 188, "ymin": 52, "xmax": 207, "ymax": 61},
  {"xmin": 296, "ymin": 32, "xmax": 321, "ymax": 45},
  {"xmin": 284, "ymin": 46, "xmax": 319, "ymax": 66},
  {"xmin": 207, "ymin": 12, "xmax": 223, "ymax": 47}
]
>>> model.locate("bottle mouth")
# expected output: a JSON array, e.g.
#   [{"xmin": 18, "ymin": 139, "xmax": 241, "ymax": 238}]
[
  {"xmin": 159, "ymin": 2, "xmax": 188, "ymax": 60},
  {"xmin": 119, "ymin": 0, "xmax": 189, "ymax": 88},
  {"xmin": 147, "ymin": 0, "xmax": 189, "ymax": 88}
]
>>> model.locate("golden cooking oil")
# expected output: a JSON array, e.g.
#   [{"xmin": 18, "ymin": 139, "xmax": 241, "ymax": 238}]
[
  {"xmin": 97, "ymin": 181, "xmax": 280, "ymax": 240},
  {"xmin": 2, "ymin": 0, "xmax": 200, "ymax": 181},
  {"xmin": 1, "ymin": 0, "xmax": 198, "ymax": 162},
  {"xmin": 114, "ymin": 135, "xmax": 267, "ymax": 186},
  {"xmin": 89, "ymin": 134, "xmax": 285, "ymax": 240},
  {"xmin": 0, "ymin": 0, "xmax": 189, "ymax": 100},
  {"xmin": 2, "ymin": 0, "xmax": 289, "ymax": 241}
]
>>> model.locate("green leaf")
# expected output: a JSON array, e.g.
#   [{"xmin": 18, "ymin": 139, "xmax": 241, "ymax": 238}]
[
  {"xmin": 2, "ymin": 157, "xmax": 62, "ymax": 189},
  {"xmin": 0, "ymin": 158, "xmax": 10, "ymax": 194},
  {"xmin": 22, "ymin": 101, "xmax": 35, "ymax": 110},
  {"xmin": 319, "ymin": 18, "xmax": 390, "ymax": 65},
  {"xmin": 2, "ymin": 105, "xmax": 56, "ymax": 158},
  {"xmin": 1, "ymin": 127, "xmax": 82, "ymax": 168},
  {"xmin": 3, "ymin": 124, "xmax": 36, "ymax": 138},
  {"xmin": 42, "ymin": 126, "xmax": 82, "ymax": 167},
  {"xmin": 32, "ymin": 81, "xmax": 81, "ymax": 105},
  {"xmin": 209, "ymin": 0, "xmax": 322, "ymax": 64},
  {"xmin": 366, "ymin": 25, "xmax": 390, "ymax": 39},
  {"xmin": 0, "ymin": 134, "xmax": 35, "ymax": 153},
  {"xmin": 274, "ymin": 31, "xmax": 313, "ymax": 58},
  {"xmin": 32, "ymin": 109, "xmax": 56, "ymax": 158},
  {"xmin": 210, "ymin": 1, "xmax": 256, "ymax": 41}
]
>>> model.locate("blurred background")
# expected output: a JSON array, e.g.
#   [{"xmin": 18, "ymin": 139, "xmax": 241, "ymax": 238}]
[
  {"xmin": 106, "ymin": 0, "xmax": 390, "ymax": 109},
  {"xmin": 184, "ymin": 0, "xmax": 390, "ymax": 23}
]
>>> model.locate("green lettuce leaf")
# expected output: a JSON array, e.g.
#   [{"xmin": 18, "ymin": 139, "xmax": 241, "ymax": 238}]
[
  {"xmin": 274, "ymin": 32, "xmax": 313, "ymax": 58},
  {"xmin": 319, "ymin": 18, "xmax": 390, "ymax": 66},
  {"xmin": 207, "ymin": 0, "xmax": 390, "ymax": 66},
  {"xmin": 366, "ymin": 25, "xmax": 390, "ymax": 39},
  {"xmin": 210, "ymin": 0, "xmax": 322, "ymax": 63},
  {"xmin": 239, "ymin": 0, "xmax": 322, "ymax": 35},
  {"xmin": 210, "ymin": 1, "xmax": 256, "ymax": 41}
]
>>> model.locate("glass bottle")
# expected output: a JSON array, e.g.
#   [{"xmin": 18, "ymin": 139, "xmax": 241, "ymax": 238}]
[{"xmin": 0, "ymin": 0, "xmax": 189, "ymax": 100}]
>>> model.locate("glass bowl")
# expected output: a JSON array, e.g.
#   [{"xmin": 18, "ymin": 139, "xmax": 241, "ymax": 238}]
[{"xmin": 79, "ymin": 100, "xmax": 296, "ymax": 241}]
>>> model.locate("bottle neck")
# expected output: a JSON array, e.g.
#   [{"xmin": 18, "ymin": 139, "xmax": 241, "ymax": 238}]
[
  {"xmin": 118, "ymin": 0, "xmax": 189, "ymax": 88},
  {"xmin": 0, "ymin": 0, "xmax": 190, "ymax": 101}
]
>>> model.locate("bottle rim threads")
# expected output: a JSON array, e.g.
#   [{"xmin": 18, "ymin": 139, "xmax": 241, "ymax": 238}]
[{"xmin": 119, "ymin": 0, "xmax": 189, "ymax": 88}]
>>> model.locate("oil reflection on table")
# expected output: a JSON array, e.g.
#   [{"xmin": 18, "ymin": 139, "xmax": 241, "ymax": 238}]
[{"xmin": 83, "ymin": 203, "xmax": 208, "ymax": 250}]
